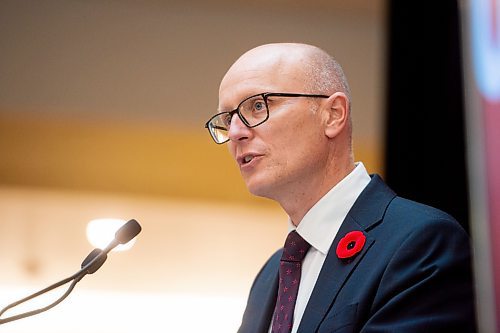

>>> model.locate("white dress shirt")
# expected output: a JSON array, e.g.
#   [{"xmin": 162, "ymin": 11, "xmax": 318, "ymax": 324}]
[{"xmin": 269, "ymin": 162, "xmax": 371, "ymax": 333}]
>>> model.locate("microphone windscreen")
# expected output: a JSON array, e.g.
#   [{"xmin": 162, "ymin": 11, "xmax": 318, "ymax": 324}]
[
  {"xmin": 115, "ymin": 219, "xmax": 142, "ymax": 244},
  {"xmin": 81, "ymin": 248, "xmax": 102, "ymax": 267},
  {"xmin": 81, "ymin": 248, "xmax": 107, "ymax": 274}
]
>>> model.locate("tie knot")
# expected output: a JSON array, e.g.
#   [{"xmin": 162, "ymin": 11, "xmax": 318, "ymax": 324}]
[{"xmin": 281, "ymin": 231, "xmax": 311, "ymax": 262}]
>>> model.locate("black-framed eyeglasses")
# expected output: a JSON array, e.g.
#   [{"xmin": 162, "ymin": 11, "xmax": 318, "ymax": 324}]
[{"xmin": 204, "ymin": 92, "xmax": 329, "ymax": 144}]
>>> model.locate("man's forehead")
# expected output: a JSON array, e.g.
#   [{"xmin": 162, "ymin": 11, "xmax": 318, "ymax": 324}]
[
  {"xmin": 217, "ymin": 45, "xmax": 311, "ymax": 108},
  {"xmin": 220, "ymin": 68, "xmax": 275, "ymax": 93},
  {"xmin": 218, "ymin": 66, "xmax": 300, "ymax": 111},
  {"xmin": 220, "ymin": 60, "xmax": 303, "ymax": 95}
]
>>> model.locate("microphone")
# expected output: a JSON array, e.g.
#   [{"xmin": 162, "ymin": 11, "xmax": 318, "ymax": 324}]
[
  {"xmin": 81, "ymin": 219, "xmax": 142, "ymax": 274},
  {"xmin": 0, "ymin": 219, "xmax": 142, "ymax": 325},
  {"xmin": 115, "ymin": 219, "xmax": 142, "ymax": 244}
]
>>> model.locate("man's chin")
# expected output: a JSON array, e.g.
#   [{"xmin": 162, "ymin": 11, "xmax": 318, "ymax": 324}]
[{"xmin": 245, "ymin": 180, "xmax": 276, "ymax": 200}]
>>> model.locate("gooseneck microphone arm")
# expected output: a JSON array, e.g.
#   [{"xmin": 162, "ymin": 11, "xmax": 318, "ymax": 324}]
[
  {"xmin": 0, "ymin": 263, "xmax": 87, "ymax": 325},
  {"xmin": 0, "ymin": 219, "xmax": 141, "ymax": 325}
]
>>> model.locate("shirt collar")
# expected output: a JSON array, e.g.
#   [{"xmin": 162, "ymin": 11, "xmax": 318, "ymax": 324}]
[{"xmin": 289, "ymin": 162, "xmax": 371, "ymax": 255}]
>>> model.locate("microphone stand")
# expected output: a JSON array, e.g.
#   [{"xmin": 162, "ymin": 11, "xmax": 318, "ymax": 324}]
[
  {"xmin": 0, "ymin": 248, "xmax": 105, "ymax": 325},
  {"xmin": 0, "ymin": 219, "xmax": 141, "ymax": 325}
]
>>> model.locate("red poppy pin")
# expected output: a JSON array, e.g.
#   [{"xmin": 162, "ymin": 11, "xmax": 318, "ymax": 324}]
[{"xmin": 336, "ymin": 231, "xmax": 366, "ymax": 260}]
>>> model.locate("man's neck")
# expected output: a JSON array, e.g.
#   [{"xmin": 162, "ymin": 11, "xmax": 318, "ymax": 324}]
[{"xmin": 280, "ymin": 162, "xmax": 356, "ymax": 226}]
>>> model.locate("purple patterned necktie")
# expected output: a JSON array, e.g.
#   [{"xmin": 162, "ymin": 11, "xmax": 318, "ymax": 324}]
[{"xmin": 271, "ymin": 230, "xmax": 311, "ymax": 333}]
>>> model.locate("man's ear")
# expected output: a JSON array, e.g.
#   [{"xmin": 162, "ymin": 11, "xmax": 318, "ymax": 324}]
[{"xmin": 323, "ymin": 92, "xmax": 349, "ymax": 139}]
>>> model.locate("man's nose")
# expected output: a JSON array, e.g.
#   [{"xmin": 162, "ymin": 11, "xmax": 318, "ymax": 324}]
[{"xmin": 227, "ymin": 113, "xmax": 251, "ymax": 142}]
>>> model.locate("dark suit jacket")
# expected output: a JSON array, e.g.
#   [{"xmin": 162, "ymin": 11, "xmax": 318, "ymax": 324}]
[{"xmin": 238, "ymin": 175, "xmax": 476, "ymax": 333}]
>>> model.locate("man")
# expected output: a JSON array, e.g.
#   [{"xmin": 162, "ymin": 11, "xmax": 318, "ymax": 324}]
[{"xmin": 204, "ymin": 43, "xmax": 476, "ymax": 332}]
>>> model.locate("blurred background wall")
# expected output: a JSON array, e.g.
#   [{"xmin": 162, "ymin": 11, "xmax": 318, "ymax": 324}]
[{"xmin": 0, "ymin": 0, "xmax": 386, "ymax": 332}]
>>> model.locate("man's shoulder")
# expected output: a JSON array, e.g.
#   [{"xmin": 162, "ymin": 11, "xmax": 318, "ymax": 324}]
[
  {"xmin": 368, "ymin": 194, "xmax": 471, "ymax": 257},
  {"xmin": 387, "ymin": 195, "xmax": 465, "ymax": 231},
  {"xmin": 353, "ymin": 174, "xmax": 466, "ymax": 235}
]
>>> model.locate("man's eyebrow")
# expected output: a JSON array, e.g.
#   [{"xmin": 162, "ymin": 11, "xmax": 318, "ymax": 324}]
[
  {"xmin": 217, "ymin": 91, "xmax": 266, "ymax": 113},
  {"xmin": 216, "ymin": 105, "xmax": 231, "ymax": 113},
  {"xmin": 217, "ymin": 98, "xmax": 240, "ymax": 114}
]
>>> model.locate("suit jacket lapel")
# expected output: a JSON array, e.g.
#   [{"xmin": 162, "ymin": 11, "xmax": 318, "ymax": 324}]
[
  {"xmin": 238, "ymin": 249, "xmax": 281, "ymax": 333},
  {"xmin": 297, "ymin": 175, "xmax": 396, "ymax": 332},
  {"xmin": 254, "ymin": 266, "xmax": 279, "ymax": 333}
]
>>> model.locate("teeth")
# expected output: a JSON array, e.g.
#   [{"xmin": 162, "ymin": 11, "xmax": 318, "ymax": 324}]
[{"xmin": 244, "ymin": 155, "xmax": 254, "ymax": 163}]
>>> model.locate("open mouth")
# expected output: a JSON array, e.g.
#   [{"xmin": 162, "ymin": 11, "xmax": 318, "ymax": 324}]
[{"xmin": 243, "ymin": 155, "xmax": 254, "ymax": 164}]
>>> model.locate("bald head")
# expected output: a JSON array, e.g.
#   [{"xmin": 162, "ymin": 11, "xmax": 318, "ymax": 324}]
[{"xmin": 220, "ymin": 43, "xmax": 350, "ymax": 104}]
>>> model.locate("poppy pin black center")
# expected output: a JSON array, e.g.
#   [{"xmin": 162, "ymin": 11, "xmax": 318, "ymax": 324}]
[{"xmin": 347, "ymin": 241, "xmax": 356, "ymax": 250}]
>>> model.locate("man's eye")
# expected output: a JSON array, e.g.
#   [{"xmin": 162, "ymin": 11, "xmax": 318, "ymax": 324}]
[{"xmin": 254, "ymin": 101, "xmax": 265, "ymax": 111}]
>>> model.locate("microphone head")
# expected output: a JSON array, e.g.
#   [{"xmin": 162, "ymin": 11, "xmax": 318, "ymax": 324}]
[{"xmin": 115, "ymin": 219, "xmax": 142, "ymax": 244}]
